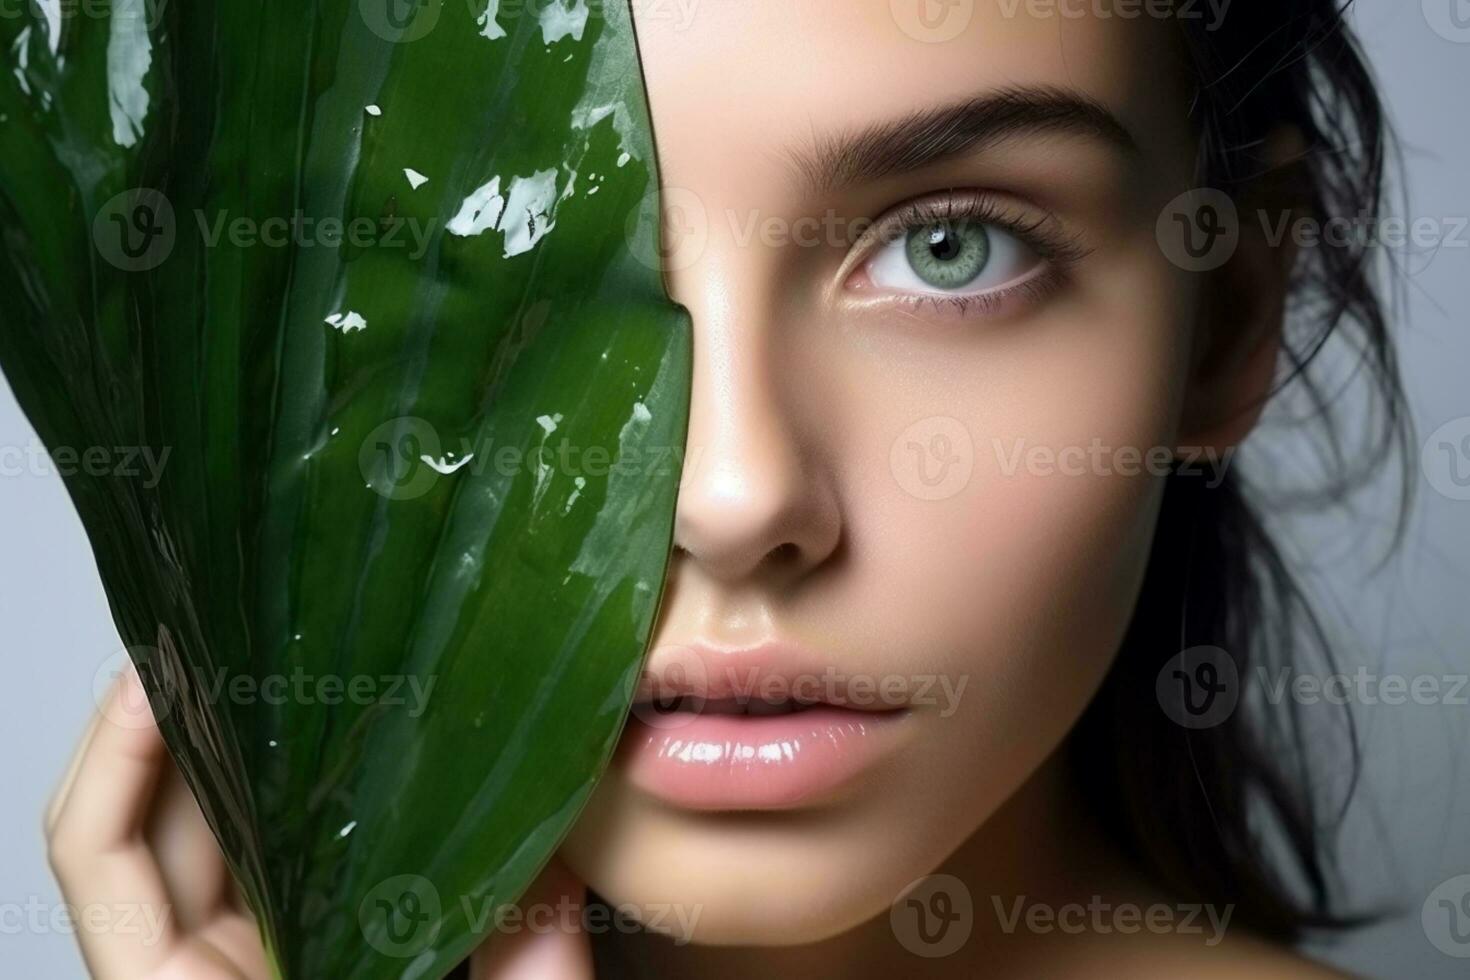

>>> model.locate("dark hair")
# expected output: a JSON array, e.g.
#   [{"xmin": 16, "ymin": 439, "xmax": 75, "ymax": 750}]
[{"xmin": 1069, "ymin": 0, "xmax": 1410, "ymax": 942}]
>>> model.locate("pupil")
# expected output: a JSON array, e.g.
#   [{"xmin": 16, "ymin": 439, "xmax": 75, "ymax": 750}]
[{"xmin": 928, "ymin": 224, "xmax": 962, "ymax": 262}]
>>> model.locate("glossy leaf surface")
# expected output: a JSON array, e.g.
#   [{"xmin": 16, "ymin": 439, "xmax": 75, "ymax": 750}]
[{"xmin": 0, "ymin": 1, "xmax": 690, "ymax": 977}]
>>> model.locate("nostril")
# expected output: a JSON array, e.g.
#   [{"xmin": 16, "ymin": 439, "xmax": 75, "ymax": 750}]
[
  {"xmin": 766, "ymin": 542, "xmax": 801, "ymax": 565},
  {"xmin": 670, "ymin": 459, "xmax": 843, "ymax": 581}
]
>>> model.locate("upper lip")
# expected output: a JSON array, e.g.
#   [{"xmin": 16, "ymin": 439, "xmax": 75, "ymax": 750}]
[{"xmin": 633, "ymin": 641, "xmax": 907, "ymax": 713}]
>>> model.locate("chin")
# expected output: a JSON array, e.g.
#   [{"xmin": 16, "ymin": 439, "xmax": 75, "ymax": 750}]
[
  {"xmin": 568, "ymin": 834, "xmax": 905, "ymax": 947},
  {"xmin": 560, "ymin": 756, "xmax": 993, "ymax": 949}
]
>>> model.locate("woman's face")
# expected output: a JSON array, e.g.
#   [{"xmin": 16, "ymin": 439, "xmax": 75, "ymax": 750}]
[{"xmin": 563, "ymin": 2, "xmax": 1207, "ymax": 945}]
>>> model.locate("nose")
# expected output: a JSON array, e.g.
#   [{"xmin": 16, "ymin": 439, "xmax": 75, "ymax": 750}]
[{"xmin": 668, "ymin": 265, "xmax": 843, "ymax": 586}]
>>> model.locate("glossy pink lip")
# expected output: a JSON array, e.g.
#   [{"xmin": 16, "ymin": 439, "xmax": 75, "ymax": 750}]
[{"xmin": 615, "ymin": 642, "xmax": 912, "ymax": 811}]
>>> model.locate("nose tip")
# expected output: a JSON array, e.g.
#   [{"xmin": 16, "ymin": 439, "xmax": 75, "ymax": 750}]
[{"xmin": 673, "ymin": 421, "xmax": 841, "ymax": 584}]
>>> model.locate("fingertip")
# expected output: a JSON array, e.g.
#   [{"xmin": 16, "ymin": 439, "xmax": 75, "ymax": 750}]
[
  {"xmin": 468, "ymin": 859, "xmax": 594, "ymax": 979},
  {"xmin": 530, "ymin": 857, "xmax": 585, "ymax": 903},
  {"xmin": 100, "ymin": 660, "xmax": 165, "ymax": 743},
  {"xmin": 119, "ymin": 658, "xmax": 144, "ymax": 699}
]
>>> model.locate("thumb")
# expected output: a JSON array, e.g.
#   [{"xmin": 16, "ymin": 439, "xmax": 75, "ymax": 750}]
[{"xmin": 469, "ymin": 857, "xmax": 594, "ymax": 980}]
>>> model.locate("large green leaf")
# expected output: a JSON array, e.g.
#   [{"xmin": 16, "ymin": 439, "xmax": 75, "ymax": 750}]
[{"xmin": 0, "ymin": 1, "xmax": 690, "ymax": 976}]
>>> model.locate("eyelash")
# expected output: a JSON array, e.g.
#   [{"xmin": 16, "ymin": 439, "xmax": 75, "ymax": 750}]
[{"xmin": 852, "ymin": 192, "xmax": 1090, "ymax": 318}]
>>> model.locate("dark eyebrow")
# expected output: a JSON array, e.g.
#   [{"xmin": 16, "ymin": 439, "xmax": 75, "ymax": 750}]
[{"xmin": 784, "ymin": 85, "xmax": 1138, "ymax": 195}]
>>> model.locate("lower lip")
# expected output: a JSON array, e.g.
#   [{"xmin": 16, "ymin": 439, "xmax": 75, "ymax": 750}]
[{"xmin": 616, "ymin": 705, "xmax": 909, "ymax": 811}]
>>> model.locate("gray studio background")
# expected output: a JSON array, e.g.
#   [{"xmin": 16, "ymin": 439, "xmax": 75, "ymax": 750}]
[{"xmin": 2, "ymin": 2, "xmax": 1468, "ymax": 975}]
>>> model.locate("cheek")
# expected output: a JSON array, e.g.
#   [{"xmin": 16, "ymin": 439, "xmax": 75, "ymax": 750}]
[{"xmin": 825, "ymin": 249, "xmax": 1191, "ymax": 800}]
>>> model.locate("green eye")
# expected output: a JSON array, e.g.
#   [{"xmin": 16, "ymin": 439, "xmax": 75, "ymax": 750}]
[{"xmin": 904, "ymin": 220, "xmax": 991, "ymax": 289}]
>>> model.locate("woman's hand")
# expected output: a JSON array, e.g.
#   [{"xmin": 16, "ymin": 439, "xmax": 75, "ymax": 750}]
[
  {"xmin": 45, "ymin": 667, "xmax": 269, "ymax": 979},
  {"xmin": 46, "ymin": 669, "xmax": 594, "ymax": 979},
  {"xmin": 466, "ymin": 858, "xmax": 594, "ymax": 980}
]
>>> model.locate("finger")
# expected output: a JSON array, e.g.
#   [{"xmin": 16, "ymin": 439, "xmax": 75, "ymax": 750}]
[
  {"xmin": 46, "ymin": 666, "xmax": 185, "ymax": 978},
  {"xmin": 50, "ymin": 665, "xmax": 169, "ymax": 856},
  {"xmin": 45, "ymin": 673, "xmax": 117, "ymax": 834},
  {"xmin": 469, "ymin": 858, "xmax": 594, "ymax": 980},
  {"xmin": 145, "ymin": 762, "xmax": 236, "ymax": 931},
  {"xmin": 194, "ymin": 912, "xmax": 272, "ymax": 979}
]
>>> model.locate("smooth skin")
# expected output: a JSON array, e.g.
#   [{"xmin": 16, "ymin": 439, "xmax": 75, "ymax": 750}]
[{"xmin": 49, "ymin": 3, "xmax": 1359, "ymax": 978}]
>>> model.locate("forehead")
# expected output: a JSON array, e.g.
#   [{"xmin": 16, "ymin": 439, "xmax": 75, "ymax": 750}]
[{"xmin": 631, "ymin": 1, "xmax": 1192, "ymax": 196}]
